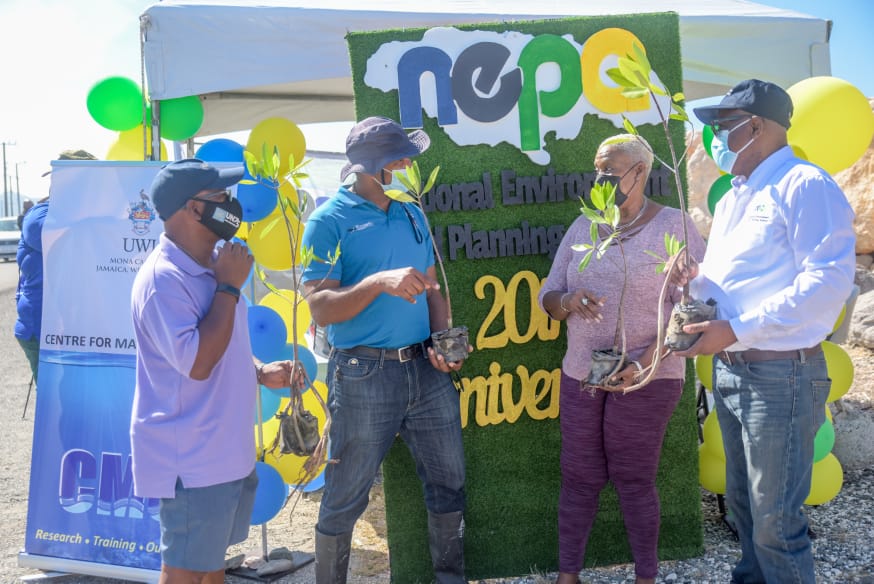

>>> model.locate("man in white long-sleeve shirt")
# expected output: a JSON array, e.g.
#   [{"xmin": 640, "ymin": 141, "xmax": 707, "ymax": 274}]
[{"xmin": 675, "ymin": 79, "xmax": 856, "ymax": 584}]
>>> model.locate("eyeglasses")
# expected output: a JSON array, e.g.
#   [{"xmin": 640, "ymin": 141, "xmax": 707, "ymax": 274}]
[
  {"xmin": 192, "ymin": 189, "xmax": 232, "ymax": 203},
  {"xmin": 709, "ymin": 115, "xmax": 751, "ymax": 134}
]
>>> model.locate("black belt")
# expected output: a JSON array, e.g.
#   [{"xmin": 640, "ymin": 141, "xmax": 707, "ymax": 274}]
[
  {"xmin": 716, "ymin": 345, "xmax": 822, "ymax": 366},
  {"xmin": 336, "ymin": 341, "xmax": 429, "ymax": 362}
]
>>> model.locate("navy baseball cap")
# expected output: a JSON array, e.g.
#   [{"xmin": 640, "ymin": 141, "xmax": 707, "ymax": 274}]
[
  {"xmin": 693, "ymin": 79, "xmax": 794, "ymax": 129},
  {"xmin": 340, "ymin": 116, "xmax": 430, "ymax": 181},
  {"xmin": 150, "ymin": 158, "xmax": 244, "ymax": 220}
]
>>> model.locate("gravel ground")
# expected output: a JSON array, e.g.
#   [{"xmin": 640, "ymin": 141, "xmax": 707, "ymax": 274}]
[{"xmin": 2, "ymin": 280, "xmax": 872, "ymax": 583}]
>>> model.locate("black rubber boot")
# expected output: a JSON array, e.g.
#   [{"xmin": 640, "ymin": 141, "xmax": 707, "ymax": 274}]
[
  {"xmin": 428, "ymin": 511, "xmax": 466, "ymax": 584},
  {"xmin": 314, "ymin": 528, "xmax": 352, "ymax": 584}
]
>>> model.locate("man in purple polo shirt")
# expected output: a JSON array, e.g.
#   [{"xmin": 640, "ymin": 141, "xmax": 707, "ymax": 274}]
[{"xmin": 130, "ymin": 159, "xmax": 301, "ymax": 583}]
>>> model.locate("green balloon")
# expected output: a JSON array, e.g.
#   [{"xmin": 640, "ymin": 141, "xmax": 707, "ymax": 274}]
[
  {"xmin": 707, "ymin": 173, "xmax": 734, "ymax": 215},
  {"xmin": 813, "ymin": 418, "xmax": 835, "ymax": 462},
  {"xmin": 86, "ymin": 77, "xmax": 143, "ymax": 131},
  {"xmin": 159, "ymin": 95, "xmax": 204, "ymax": 141},
  {"xmin": 702, "ymin": 124, "xmax": 715, "ymax": 158}
]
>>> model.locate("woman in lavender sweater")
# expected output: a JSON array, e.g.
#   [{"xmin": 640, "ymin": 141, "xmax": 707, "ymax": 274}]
[{"xmin": 538, "ymin": 134, "xmax": 706, "ymax": 584}]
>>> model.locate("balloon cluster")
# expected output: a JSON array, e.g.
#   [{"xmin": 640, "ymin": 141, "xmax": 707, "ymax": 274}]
[
  {"xmin": 205, "ymin": 117, "xmax": 333, "ymax": 526},
  {"xmin": 86, "ymin": 76, "xmax": 205, "ymax": 160},
  {"xmin": 696, "ymin": 310, "xmax": 853, "ymax": 506},
  {"xmin": 704, "ymin": 76, "xmax": 874, "ymax": 214}
]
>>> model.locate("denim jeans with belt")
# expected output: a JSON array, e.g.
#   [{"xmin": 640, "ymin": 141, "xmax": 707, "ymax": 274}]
[
  {"xmin": 316, "ymin": 348, "xmax": 466, "ymax": 536},
  {"xmin": 712, "ymin": 351, "xmax": 829, "ymax": 584}
]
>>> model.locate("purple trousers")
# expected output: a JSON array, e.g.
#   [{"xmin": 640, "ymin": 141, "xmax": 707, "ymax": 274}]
[{"xmin": 558, "ymin": 372, "xmax": 682, "ymax": 578}]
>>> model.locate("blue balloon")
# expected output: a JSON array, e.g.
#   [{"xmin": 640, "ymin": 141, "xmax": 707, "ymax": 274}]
[
  {"xmin": 315, "ymin": 195, "xmax": 331, "ymax": 208},
  {"xmin": 237, "ymin": 173, "xmax": 278, "ymax": 222},
  {"xmin": 195, "ymin": 138, "xmax": 244, "ymax": 162},
  {"xmin": 248, "ymin": 305, "xmax": 287, "ymax": 362},
  {"xmin": 255, "ymin": 385, "xmax": 281, "ymax": 424},
  {"xmin": 250, "ymin": 462, "xmax": 288, "ymax": 525}
]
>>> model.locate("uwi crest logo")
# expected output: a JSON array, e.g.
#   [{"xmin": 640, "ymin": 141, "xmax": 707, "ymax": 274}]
[{"xmin": 128, "ymin": 190, "xmax": 157, "ymax": 235}]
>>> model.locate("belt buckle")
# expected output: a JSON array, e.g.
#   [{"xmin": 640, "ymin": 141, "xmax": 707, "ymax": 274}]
[
  {"xmin": 719, "ymin": 351, "xmax": 735, "ymax": 366},
  {"xmin": 398, "ymin": 345, "xmax": 413, "ymax": 363}
]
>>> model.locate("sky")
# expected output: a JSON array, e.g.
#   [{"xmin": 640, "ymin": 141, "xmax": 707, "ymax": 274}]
[{"xmin": 0, "ymin": 0, "xmax": 871, "ymax": 210}]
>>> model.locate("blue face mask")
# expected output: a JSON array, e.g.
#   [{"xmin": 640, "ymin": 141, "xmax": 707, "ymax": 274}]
[
  {"xmin": 711, "ymin": 118, "xmax": 754, "ymax": 175},
  {"xmin": 380, "ymin": 168, "xmax": 408, "ymax": 194}
]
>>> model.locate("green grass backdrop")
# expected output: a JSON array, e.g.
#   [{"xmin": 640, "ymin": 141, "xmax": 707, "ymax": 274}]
[{"xmin": 347, "ymin": 13, "xmax": 703, "ymax": 582}]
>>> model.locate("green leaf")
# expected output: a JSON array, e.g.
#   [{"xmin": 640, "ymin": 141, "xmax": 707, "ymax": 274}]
[
  {"xmin": 605, "ymin": 67, "xmax": 634, "ymax": 88},
  {"xmin": 589, "ymin": 221, "xmax": 598, "ymax": 243},
  {"xmin": 570, "ymin": 243, "xmax": 592, "ymax": 252},
  {"xmin": 408, "ymin": 161, "xmax": 421, "ymax": 191},
  {"xmin": 621, "ymin": 88, "xmax": 649, "ymax": 100},
  {"xmin": 655, "ymin": 262, "xmax": 667, "ymax": 274},
  {"xmin": 384, "ymin": 188, "xmax": 416, "ymax": 203},
  {"xmin": 603, "ymin": 205, "xmax": 618, "ymax": 226},
  {"xmin": 271, "ymin": 147, "xmax": 280, "ymax": 177},
  {"xmin": 239, "ymin": 179, "xmax": 257, "ymax": 185},
  {"xmin": 590, "ymin": 184, "xmax": 605, "ymax": 209},
  {"xmin": 618, "ymin": 57, "xmax": 645, "ymax": 89},
  {"xmin": 672, "ymin": 92, "xmax": 685, "ymax": 103},
  {"xmin": 243, "ymin": 151, "xmax": 258, "ymax": 178},
  {"xmin": 423, "ymin": 166, "xmax": 440, "ymax": 194},
  {"xmin": 300, "ymin": 245, "xmax": 314, "ymax": 269},
  {"xmin": 644, "ymin": 249, "xmax": 664, "ymax": 260},
  {"xmin": 396, "ymin": 172, "xmax": 417, "ymax": 195},
  {"xmin": 578, "ymin": 250, "xmax": 594, "ymax": 272},
  {"xmin": 622, "ymin": 117, "xmax": 638, "ymax": 135},
  {"xmin": 632, "ymin": 43, "xmax": 651, "ymax": 77},
  {"xmin": 581, "ymin": 206, "xmax": 605, "ymax": 224},
  {"xmin": 649, "ymin": 83, "xmax": 667, "ymax": 97}
]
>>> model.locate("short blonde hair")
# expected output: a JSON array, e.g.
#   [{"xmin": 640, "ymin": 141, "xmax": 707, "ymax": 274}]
[{"xmin": 597, "ymin": 134, "xmax": 653, "ymax": 175}]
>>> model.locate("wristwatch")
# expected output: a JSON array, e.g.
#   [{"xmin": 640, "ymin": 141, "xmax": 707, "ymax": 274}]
[{"xmin": 215, "ymin": 283, "xmax": 241, "ymax": 302}]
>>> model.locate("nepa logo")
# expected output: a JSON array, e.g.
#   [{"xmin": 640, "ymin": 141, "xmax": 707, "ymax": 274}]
[
  {"xmin": 365, "ymin": 27, "xmax": 671, "ymax": 165},
  {"xmin": 128, "ymin": 190, "xmax": 157, "ymax": 235}
]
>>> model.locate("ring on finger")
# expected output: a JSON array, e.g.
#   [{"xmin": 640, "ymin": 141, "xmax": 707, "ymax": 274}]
[{"xmin": 581, "ymin": 297, "xmax": 589, "ymax": 306}]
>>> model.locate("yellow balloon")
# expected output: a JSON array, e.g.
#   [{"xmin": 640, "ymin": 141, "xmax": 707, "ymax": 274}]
[
  {"xmin": 236, "ymin": 221, "xmax": 250, "ymax": 241},
  {"xmin": 247, "ymin": 211, "xmax": 304, "ymax": 271},
  {"xmin": 698, "ymin": 444, "xmax": 726, "ymax": 495},
  {"xmin": 787, "ymin": 76, "xmax": 874, "ymax": 174},
  {"xmin": 246, "ymin": 117, "xmax": 306, "ymax": 177},
  {"xmin": 831, "ymin": 304, "xmax": 847, "ymax": 334},
  {"xmin": 106, "ymin": 124, "xmax": 168, "ymax": 161},
  {"xmin": 255, "ymin": 413, "xmax": 281, "ymax": 456},
  {"xmin": 259, "ymin": 289, "xmax": 311, "ymax": 344},
  {"xmin": 789, "ymin": 143, "xmax": 808, "ymax": 161},
  {"xmin": 259, "ymin": 382, "xmax": 328, "ymax": 486},
  {"xmin": 804, "ymin": 452, "xmax": 843, "ymax": 506},
  {"xmin": 702, "ymin": 410, "xmax": 724, "ymax": 460},
  {"xmin": 695, "ymin": 354, "xmax": 714, "ymax": 391},
  {"xmin": 822, "ymin": 340, "xmax": 854, "ymax": 402}
]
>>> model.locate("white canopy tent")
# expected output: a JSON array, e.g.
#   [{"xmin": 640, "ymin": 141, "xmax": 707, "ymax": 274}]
[{"xmin": 140, "ymin": 0, "xmax": 832, "ymax": 139}]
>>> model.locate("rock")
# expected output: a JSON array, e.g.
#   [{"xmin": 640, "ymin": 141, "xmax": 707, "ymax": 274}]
[
  {"xmin": 848, "ymin": 291, "xmax": 874, "ymax": 349},
  {"xmin": 858, "ymin": 254, "xmax": 874, "ymax": 269},
  {"xmin": 832, "ymin": 401, "xmax": 874, "ymax": 470},
  {"xmin": 857, "ymin": 267, "xmax": 874, "ymax": 296},
  {"xmin": 242, "ymin": 555, "xmax": 266, "ymax": 569},
  {"xmin": 268, "ymin": 546, "xmax": 295, "ymax": 561},
  {"xmin": 224, "ymin": 554, "xmax": 245, "ymax": 570},
  {"xmin": 256, "ymin": 558, "xmax": 294, "ymax": 576},
  {"xmin": 684, "ymin": 131, "xmax": 720, "ymax": 239},
  {"xmin": 835, "ymin": 100, "xmax": 874, "ymax": 254}
]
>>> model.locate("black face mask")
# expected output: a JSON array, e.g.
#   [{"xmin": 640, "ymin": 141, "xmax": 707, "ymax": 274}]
[
  {"xmin": 593, "ymin": 174, "xmax": 627, "ymax": 207},
  {"xmin": 593, "ymin": 163, "xmax": 641, "ymax": 208},
  {"xmin": 199, "ymin": 198, "xmax": 243, "ymax": 241}
]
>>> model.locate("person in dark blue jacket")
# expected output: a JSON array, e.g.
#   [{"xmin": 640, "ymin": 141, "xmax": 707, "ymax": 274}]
[{"xmin": 14, "ymin": 149, "xmax": 96, "ymax": 382}]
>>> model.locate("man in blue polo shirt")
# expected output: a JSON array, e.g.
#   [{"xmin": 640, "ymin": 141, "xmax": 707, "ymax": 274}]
[
  {"xmin": 130, "ymin": 159, "xmax": 302, "ymax": 582},
  {"xmin": 302, "ymin": 117, "xmax": 469, "ymax": 584}
]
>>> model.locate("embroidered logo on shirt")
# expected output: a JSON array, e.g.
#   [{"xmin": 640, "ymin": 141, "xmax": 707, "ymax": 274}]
[
  {"xmin": 748, "ymin": 201, "xmax": 775, "ymax": 224},
  {"xmin": 347, "ymin": 222, "xmax": 375, "ymax": 233}
]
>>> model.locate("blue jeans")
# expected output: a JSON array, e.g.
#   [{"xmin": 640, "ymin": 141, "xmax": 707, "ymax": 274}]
[
  {"xmin": 316, "ymin": 349, "xmax": 466, "ymax": 536},
  {"xmin": 712, "ymin": 351, "xmax": 829, "ymax": 584}
]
